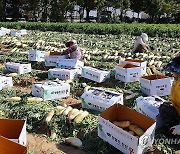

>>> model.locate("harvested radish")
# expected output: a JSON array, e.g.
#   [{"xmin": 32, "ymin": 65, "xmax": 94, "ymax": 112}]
[
  {"xmin": 7, "ymin": 97, "xmax": 21, "ymax": 102},
  {"xmin": 50, "ymin": 130, "xmax": 56, "ymax": 139},
  {"xmin": 69, "ymin": 110, "xmax": 83, "ymax": 120},
  {"xmin": 74, "ymin": 111, "xmax": 89, "ymax": 123},
  {"xmin": 125, "ymin": 93, "xmax": 138, "ymax": 100},
  {"xmin": 27, "ymin": 97, "xmax": 43, "ymax": 103},
  {"xmin": 65, "ymin": 80, "xmax": 73, "ymax": 84},
  {"xmin": 63, "ymin": 106, "xmax": 73, "ymax": 116},
  {"xmin": 129, "ymin": 124, "xmax": 145, "ymax": 136},
  {"xmin": 65, "ymin": 137, "xmax": 82, "ymax": 148},
  {"xmin": 84, "ymin": 86, "xmax": 91, "ymax": 92},
  {"xmin": 8, "ymin": 73, "xmax": 18, "ymax": 77},
  {"xmin": 45, "ymin": 110, "xmax": 54, "ymax": 123},
  {"xmin": 55, "ymin": 105, "xmax": 66, "ymax": 115},
  {"xmin": 113, "ymin": 121, "xmax": 131, "ymax": 128},
  {"xmin": 146, "ymin": 67, "xmax": 152, "ymax": 75}
]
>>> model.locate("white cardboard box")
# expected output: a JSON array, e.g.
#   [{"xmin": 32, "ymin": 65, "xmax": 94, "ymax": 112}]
[
  {"xmin": 56, "ymin": 59, "xmax": 84, "ymax": 69},
  {"xmin": 140, "ymin": 75, "xmax": 171, "ymax": 96},
  {"xmin": 32, "ymin": 80, "xmax": 70, "ymax": 100},
  {"xmin": 48, "ymin": 68, "xmax": 78, "ymax": 80},
  {"xmin": 81, "ymin": 66, "xmax": 110, "ymax": 83},
  {"xmin": 6, "ymin": 62, "xmax": 31, "ymax": 74},
  {"xmin": 119, "ymin": 59, "xmax": 147, "ymax": 76},
  {"xmin": 0, "ymin": 136, "xmax": 27, "ymax": 154},
  {"xmin": 0, "ymin": 27, "xmax": 11, "ymax": 36},
  {"xmin": 98, "ymin": 104, "xmax": 156, "ymax": 154},
  {"xmin": 115, "ymin": 64, "xmax": 141, "ymax": 83},
  {"xmin": 136, "ymin": 96, "xmax": 164, "ymax": 129},
  {"xmin": 44, "ymin": 52, "xmax": 67, "ymax": 67},
  {"xmin": 17, "ymin": 29, "xmax": 27, "ymax": 35},
  {"xmin": 28, "ymin": 50, "xmax": 46, "ymax": 62},
  {"xmin": 10, "ymin": 31, "xmax": 22, "ymax": 37},
  {"xmin": 0, "ymin": 119, "xmax": 26, "ymax": 146},
  {"xmin": 81, "ymin": 87, "xmax": 123, "ymax": 112},
  {"xmin": 0, "ymin": 75, "xmax": 13, "ymax": 90}
]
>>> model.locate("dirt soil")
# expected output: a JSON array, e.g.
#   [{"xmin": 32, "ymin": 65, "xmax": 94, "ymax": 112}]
[{"xmin": 27, "ymin": 134, "xmax": 88, "ymax": 154}]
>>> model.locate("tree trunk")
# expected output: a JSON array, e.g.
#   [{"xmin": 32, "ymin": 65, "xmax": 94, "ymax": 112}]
[
  {"xmin": 86, "ymin": 8, "xmax": 90, "ymax": 22},
  {"xmin": 96, "ymin": 8, "xmax": 100, "ymax": 23}
]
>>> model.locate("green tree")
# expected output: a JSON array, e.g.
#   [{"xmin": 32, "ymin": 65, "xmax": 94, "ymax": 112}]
[
  {"xmin": 0, "ymin": 0, "xmax": 6, "ymax": 21},
  {"xmin": 113, "ymin": 0, "xmax": 131, "ymax": 22},
  {"xmin": 77, "ymin": 0, "xmax": 95, "ymax": 22},
  {"xmin": 130, "ymin": 0, "xmax": 146, "ymax": 18},
  {"xmin": 144, "ymin": 0, "xmax": 164, "ymax": 22}
]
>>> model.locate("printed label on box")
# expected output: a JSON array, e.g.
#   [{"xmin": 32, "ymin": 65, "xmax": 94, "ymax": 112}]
[
  {"xmin": 6, "ymin": 62, "xmax": 31, "ymax": 74},
  {"xmin": 48, "ymin": 68, "xmax": 78, "ymax": 80},
  {"xmin": 32, "ymin": 81, "xmax": 70, "ymax": 100},
  {"xmin": 140, "ymin": 75, "xmax": 171, "ymax": 96},
  {"xmin": 82, "ymin": 66, "xmax": 110, "ymax": 83}
]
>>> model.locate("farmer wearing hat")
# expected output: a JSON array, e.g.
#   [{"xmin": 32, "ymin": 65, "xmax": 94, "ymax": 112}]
[
  {"xmin": 132, "ymin": 33, "xmax": 150, "ymax": 53},
  {"xmin": 62, "ymin": 40, "xmax": 83, "ymax": 60},
  {"xmin": 159, "ymin": 55, "xmax": 180, "ymax": 135}
]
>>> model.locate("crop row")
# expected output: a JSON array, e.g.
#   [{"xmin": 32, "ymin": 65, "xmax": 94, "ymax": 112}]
[{"xmin": 0, "ymin": 22, "xmax": 179, "ymax": 37}]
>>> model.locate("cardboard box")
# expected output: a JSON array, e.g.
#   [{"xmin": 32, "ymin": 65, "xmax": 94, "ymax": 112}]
[
  {"xmin": 28, "ymin": 50, "xmax": 46, "ymax": 62},
  {"xmin": 0, "ymin": 119, "xmax": 26, "ymax": 146},
  {"xmin": 48, "ymin": 68, "xmax": 78, "ymax": 80},
  {"xmin": 98, "ymin": 104, "xmax": 156, "ymax": 154},
  {"xmin": 119, "ymin": 59, "xmax": 147, "ymax": 76},
  {"xmin": 140, "ymin": 75, "xmax": 171, "ymax": 96},
  {"xmin": 32, "ymin": 80, "xmax": 70, "ymax": 100},
  {"xmin": 0, "ymin": 136, "xmax": 27, "ymax": 154},
  {"xmin": 6, "ymin": 62, "xmax": 31, "ymax": 74},
  {"xmin": 44, "ymin": 52, "xmax": 67, "ymax": 67},
  {"xmin": 81, "ymin": 87, "xmax": 123, "ymax": 112},
  {"xmin": 17, "ymin": 29, "xmax": 27, "ymax": 35},
  {"xmin": 0, "ymin": 27, "xmax": 10, "ymax": 36},
  {"xmin": 81, "ymin": 66, "xmax": 110, "ymax": 83},
  {"xmin": 10, "ymin": 31, "xmax": 22, "ymax": 37},
  {"xmin": 135, "ymin": 96, "xmax": 164, "ymax": 129},
  {"xmin": 56, "ymin": 59, "xmax": 84, "ymax": 69},
  {"xmin": 0, "ymin": 75, "xmax": 13, "ymax": 90},
  {"xmin": 115, "ymin": 64, "xmax": 141, "ymax": 83}
]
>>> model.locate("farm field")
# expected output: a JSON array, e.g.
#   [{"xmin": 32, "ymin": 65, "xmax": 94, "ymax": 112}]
[{"xmin": 0, "ymin": 30, "xmax": 180, "ymax": 154}]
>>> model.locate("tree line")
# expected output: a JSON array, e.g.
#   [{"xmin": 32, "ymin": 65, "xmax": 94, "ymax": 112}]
[{"xmin": 0, "ymin": 0, "xmax": 179, "ymax": 23}]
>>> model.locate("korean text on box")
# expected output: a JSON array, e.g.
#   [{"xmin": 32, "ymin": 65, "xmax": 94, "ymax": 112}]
[
  {"xmin": 115, "ymin": 64, "xmax": 141, "ymax": 83},
  {"xmin": 0, "ymin": 75, "xmax": 13, "ymax": 90},
  {"xmin": 82, "ymin": 66, "xmax": 110, "ymax": 83},
  {"xmin": 28, "ymin": 50, "xmax": 46, "ymax": 62},
  {"xmin": 119, "ymin": 59, "xmax": 147, "ymax": 76},
  {"xmin": 6, "ymin": 62, "xmax": 31, "ymax": 74},
  {"xmin": 98, "ymin": 104, "xmax": 156, "ymax": 154},
  {"xmin": 48, "ymin": 68, "xmax": 78, "ymax": 80},
  {"xmin": 32, "ymin": 80, "xmax": 70, "ymax": 100},
  {"xmin": 140, "ymin": 75, "xmax": 171, "ymax": 96},
  {"xmin": 81, "ymin": 87, "xmax": 123, "ymax": 112}
]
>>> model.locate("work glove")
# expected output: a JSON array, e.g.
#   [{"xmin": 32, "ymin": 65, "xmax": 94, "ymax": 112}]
[{"xmin": 170, "ymin": 124, "xmax": 180, "ymax": 135}]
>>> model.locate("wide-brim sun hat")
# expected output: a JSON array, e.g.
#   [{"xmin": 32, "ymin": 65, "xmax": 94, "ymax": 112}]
[{"xmin": 141, "ymin": 33, "xmax": 148, "ymax": 42}]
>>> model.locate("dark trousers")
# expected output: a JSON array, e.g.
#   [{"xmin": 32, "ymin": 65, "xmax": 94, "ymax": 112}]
[{"xmin": 159, "ymin": 102, "xmax": 180, "ymax": 128}]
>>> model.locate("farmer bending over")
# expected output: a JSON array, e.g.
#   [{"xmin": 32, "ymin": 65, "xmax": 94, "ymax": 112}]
[
  {"xmin": 159, "ymin": 55, "xmax": 180, "ymax": 135},
  {"xmin": 61, "ymin": 40, "xmax": 83, "ymax": 60},
  {"xmin": 132, "ymin": 33, "xmax": 150, "ymax": 53}
]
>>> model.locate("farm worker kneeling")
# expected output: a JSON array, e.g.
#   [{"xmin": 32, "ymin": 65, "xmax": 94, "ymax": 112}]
[
  {"xmin": 132, "ymin": 33, "xmax": 150, "ymax": 53},
  {"xmin": 61, "ymin": 40, "xmax": 83, "ymax": 60},
  {"xmin": 159, "ymin": 55, "xmax": 180, "ymax": 135}
]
